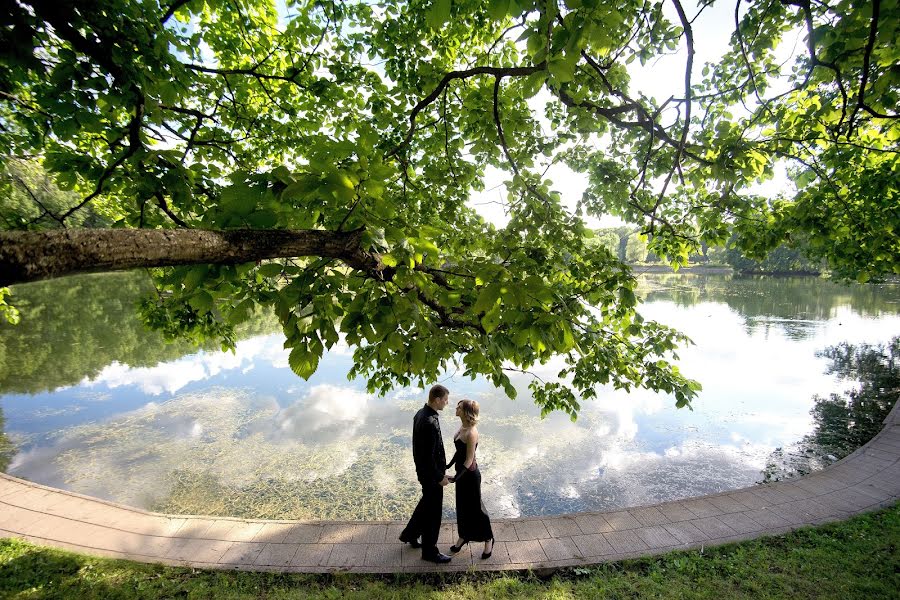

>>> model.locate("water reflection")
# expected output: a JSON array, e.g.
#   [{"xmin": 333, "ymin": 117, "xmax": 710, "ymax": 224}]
[
  {"xmin": 762, "ymin": 337, "xmax": 900, "ymax": 481},
  {"xmin": 0, "ymin": 272, "xmax": 279, "ymax": 395},
  {"xmin": 0, "ymin": 407, "xmax": 14, "ymax": 472},
  {"xmin": 636, "ymin": 273, "xmax": 899, "ymax": 340},
  {"xmin": 1, "ymin": 273, "xmax": 899, "ymax": 520}
]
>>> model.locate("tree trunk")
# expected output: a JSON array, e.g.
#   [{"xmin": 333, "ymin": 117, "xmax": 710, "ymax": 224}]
[{"xmin": 0, "ymin": 228, "xmax": 381, "ymax": 287}]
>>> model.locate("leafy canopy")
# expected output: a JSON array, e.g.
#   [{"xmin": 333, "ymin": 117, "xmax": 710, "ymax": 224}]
[{"xmin": 1, "ymin": 0, "xmax": 897, "ymax": 417}]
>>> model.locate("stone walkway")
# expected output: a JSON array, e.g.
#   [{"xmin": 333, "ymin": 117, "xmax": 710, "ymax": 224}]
[{"xmin": 2, "ymin": 403, "xmax": 898, "ymax": 573}]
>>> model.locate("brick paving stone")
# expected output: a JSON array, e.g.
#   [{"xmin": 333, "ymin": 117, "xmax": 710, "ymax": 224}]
[
  {"xmin": 750, "ymin": 486, "xmax": 794, "ymax": 505},
  {"xmin": 717, "ymin": 512, "xmax": 764, "ymax": 534},
  {"xmin": 572, "ymin": 533, "xmax": 614, "ymax": 557},
  {"xmin": 492, "ymin": 520, "xmax": 518, "ymax": 542},
  {"xmin": 706, "ymin": 496, "xmax": 747, "ymax": 515},
  {"xmin": 282, "ymin": 523, "xmax": 323, "ymax": 544},
  {"xmin": 779, "ymin": 501, "xmax": 826, "ymax": 525},
  {"xmin": 543, "ymin": 516, "xmax": 582, "ymax": 538},
  {"xmin": 145, "ymin": 518, "xmax": 187, "ymax": 537},
  {"xmin": 513, "ymin": 519, "xmax": 550, "ymax": 540},
  {"xmin": 690, "ymin": 517, "xmax": 735, "ymax": 539},
  {"xmin": 449, "ymin": 542, "xmax": 474, "ymax": 566},
  {"xmin": 0, "ymin": 504, "xmax": 46, "ymax": 532},
  {"xmin": 636, "ymin": 525, "xmax": 680, "ymax": 549},
  {"xmin": 811, "ymin": 493, "xmax": 856, "ymax": 514},
  {"xmin": 663, "ymin": 521, "xmax": 709, "ymax": 544},
  {"xmin": 539, "ymin": 537, "xmax": 582, "ymax": 561},
  {"xmin": 794, "ymin": 475, "xmax": 844, "ymax": 495},
  {"xmin": 630, "ymin": 506, "xmax": 669, "ymax": 526},
  {"xmin": 478, "ymin": 541, "xmax": 510, "ymax": 566},
  {"xmin": 290, "ymin": 544, "xmax": 334, "ymax": 568},
  {"xmin": 745, "ymin": 508, "xmax": 791, "ymax": 528},
  {"xmin": 116, "ymin": 533, "xmax": 176, "ymax": 558},
  {"xmin": 729, "ymin": 490, "xmax": 772, "ymax": 510},
  {"xmin": 830, "ymin": 487, "xmax": 881, "ymax": 510},
  {"xmin": 173, "ymin": 519, "xmax": 216, "ymax": 539},
  {"xmin": 400, "ymin": 545, "xmax": 428, "ymax": 567},
  {"xmin": 20, "ymin": 514, "xmax": 74, "ymax": 540},
  {"xmin": 438, "ymin": 522, "xmax": 455, "ymax": 544},
  {"xmin": 318, "ymin": 523, "xmax": 358, "ymax": 544},
  {"xmin": 681, "ymin": 499, "xmax": 723, "ymax": 518},
  {"xmin": 863, "ymin": 448, "xmax": 896, "ymax": 462},
  {"xmin": 219, "ymin": 542, "xmax": 266, "ymax": 566},
  {"xmin": 506, "ymin": 539, "xmax": 548, "ymax": 564},
  {"xmin": 325, "ymin": 544, "xmax": 369, "ymax": 568},
  {"xmin": 365, "ymin": 543, "xmax": 402, "ymax": 568},
  {"xmin": 658, "ymin": 502, "xmax": 696, "ymax": 522},
  {"xmin": 852, "ymin": 482, "xmax": 891, "ymax": 502},
  {"xmin": 167, "ymin": 538, "xmax": 233, "ymax": 563},
  {"xmin": 202, "ymin": 520, "xmax": 244, "ymax": 540},
  {"xmin": 384, "ymin": 522, "xmax": 405, "ymax": 542},
  {"xmin": 604, "ymin": 511, "xmax": 642, "ymax": 531},
  {"xmin": 351, "ymin": 524, "xmax": 387, "ymax": 544},
  {"xmin": 10, "ymin": 489, "xmax": 69, "ymax": 513},
  {"xmin": 824, "ymin": 465, "xmax": 867, "ymax": 485},
  {"xmin": 254, "ymin": 543, "xmax": 301, "ymax": 567},
  {"xmin": 225, "ymin": 522, "xmax": 266, "ymax": 542},
  {"xmin": 775, "ymin": 483, "xmax": 816, "ymax": 501},
  {"xmin": 604, "ymin": 530, "xmax": 649, "ymax": 554},
  {"xmin": 860, "ymin": 479, "xmax": 900, "ymax": 497},
  {"xmin": 574, "ymin": 513, "xmax": 613, "ymax": 534}
]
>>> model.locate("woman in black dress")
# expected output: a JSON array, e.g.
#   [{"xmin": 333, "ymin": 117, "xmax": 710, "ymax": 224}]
[{"xmin": 448, "ymin": 399, "xmax": 494, "ymax": 559}]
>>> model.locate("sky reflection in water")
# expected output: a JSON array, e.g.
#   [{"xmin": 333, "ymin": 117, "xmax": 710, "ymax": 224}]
[{"xmin": 2, "ymin": 273, "xmax": 899, "ymax": 520}]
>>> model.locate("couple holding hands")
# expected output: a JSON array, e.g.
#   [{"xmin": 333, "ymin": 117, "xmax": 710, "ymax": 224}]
[{"xmin": 399, "ymin": 384, "xmax": 494, "ymax": 563}]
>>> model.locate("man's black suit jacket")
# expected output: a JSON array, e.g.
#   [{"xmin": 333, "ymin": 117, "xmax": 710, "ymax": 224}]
[{"xmin": 412, "ymin": 404, "xmax": 446, "ymax": 485}]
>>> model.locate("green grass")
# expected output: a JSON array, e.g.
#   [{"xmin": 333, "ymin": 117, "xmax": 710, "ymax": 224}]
[{"xmin": 2, "ymin": 504, "xmax": 898, "ymax": 599}]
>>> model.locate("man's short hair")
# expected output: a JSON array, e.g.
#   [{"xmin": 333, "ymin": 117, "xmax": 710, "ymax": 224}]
[{"xmin": 428, "ymin": 384, "xmax": 449, "ymax": 402}]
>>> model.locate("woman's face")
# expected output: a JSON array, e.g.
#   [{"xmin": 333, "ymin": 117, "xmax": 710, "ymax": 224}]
[{"xmin": 455, "ymin": 401, "xmax": 463, "ymax": 419}]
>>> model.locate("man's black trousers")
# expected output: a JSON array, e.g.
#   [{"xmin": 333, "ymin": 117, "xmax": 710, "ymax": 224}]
[{"xmin": 401, "ymin": 482, "xmax": 443, "ymax": 558}]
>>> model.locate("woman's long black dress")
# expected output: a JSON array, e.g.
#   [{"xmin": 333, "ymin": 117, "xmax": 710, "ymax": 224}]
[{"xmin": 449, "ymin": 437, "xmax": 493, "ymax": 542}]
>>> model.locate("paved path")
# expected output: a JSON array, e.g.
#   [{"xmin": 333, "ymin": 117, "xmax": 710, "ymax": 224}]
[{"xmin": 2, "ymin": 403, "xmax": 898, "ymax": 573}]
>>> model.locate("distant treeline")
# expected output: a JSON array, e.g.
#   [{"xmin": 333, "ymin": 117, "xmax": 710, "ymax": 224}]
[{"xmin": 588, "ymin": 227, "xmax": 825, "ymax": 275}]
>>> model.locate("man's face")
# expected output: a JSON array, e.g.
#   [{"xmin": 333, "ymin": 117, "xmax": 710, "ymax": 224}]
[{"xmin": 436, "ymin": 393, "xmax": 449, "ymax": 411}]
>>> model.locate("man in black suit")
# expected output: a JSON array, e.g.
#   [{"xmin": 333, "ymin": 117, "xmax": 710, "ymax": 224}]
[{"xmin": 399, "ymin": 384, "xmax": 452, "ymax": 563}]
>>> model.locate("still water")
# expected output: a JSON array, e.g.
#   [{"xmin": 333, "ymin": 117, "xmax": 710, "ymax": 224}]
[{"xmin": 1, "ymin": 272, "xmax": 898, "ymax": 520}]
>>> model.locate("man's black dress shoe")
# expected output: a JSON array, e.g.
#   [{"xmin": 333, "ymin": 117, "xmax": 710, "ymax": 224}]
[
  {"xmin": 399, "ymin": 535, "xmax": 421, "ymax": 549},
  {"xmin": 422, "ymin": 552, "xmax": 452, "ymax": 564}
]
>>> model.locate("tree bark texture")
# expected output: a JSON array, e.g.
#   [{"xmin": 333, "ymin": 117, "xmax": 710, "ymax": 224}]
[{"xmin": 0, "ymin": 228, "xmax": 381, "ymax": 287}]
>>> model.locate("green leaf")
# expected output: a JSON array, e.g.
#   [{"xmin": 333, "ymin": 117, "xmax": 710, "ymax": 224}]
[
  {"xmin": 182, "ymin": 265, "xmax": 208, "ymax": 292},
  {"xmin": 410, "ymin": 340, "xmax": 426, "ymax": 371},
  {"xmin": 188, "ymin": 291, "xmax": 213, "ymax": 313},
  {"xmin": 426, "ymin": 0, "xmax": 451, "ymax": 30},
  {"xmin": 289, "ymin": 346, "xmax": 319, "ymax": 379},
  {"xmin": 473, "ymin": 283, "xmax": 501, "ymax": 314},
  {"xmin": 258, "ymin": 263, "xmax": 284, "ymax": 278},
  {"xmin": 488, "ymin": 0, "xmax": 510, "ymax": 20},
  {"xmin": 481, "ymin": 302, "xmax": 502, "ymax": 332}
]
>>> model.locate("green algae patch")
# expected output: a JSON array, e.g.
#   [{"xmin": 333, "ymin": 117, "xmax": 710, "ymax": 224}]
[{"xmin": 43, "ymin": 387, "xmax": 431, "ymax": 520}]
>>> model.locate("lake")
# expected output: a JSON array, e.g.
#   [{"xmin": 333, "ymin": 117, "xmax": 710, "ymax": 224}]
[{"xmin": 1, "ymin": 271, "xmax": 898, "ymax": 521}]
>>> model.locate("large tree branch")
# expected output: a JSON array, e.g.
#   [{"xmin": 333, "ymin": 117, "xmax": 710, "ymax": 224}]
[
  {"xmin": 387, "ymin": 63, "xmax": 545, "ymax": 159},
  {"xmin": 0, "ymin": 228, "xmax": 382, "ymax": 287}
]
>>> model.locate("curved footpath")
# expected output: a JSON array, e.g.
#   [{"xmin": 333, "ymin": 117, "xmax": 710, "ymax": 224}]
[{"xmin": 2, "ymin": 403, "xmax": 899, "ymax": 574}]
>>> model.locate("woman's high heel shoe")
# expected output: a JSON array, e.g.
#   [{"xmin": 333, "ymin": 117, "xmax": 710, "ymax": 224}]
[
  {"xmin": 481, "ymin": 538, "xmax": 494, "ymax": 559},
  {"xmin": 450, "ymin": 539, "xmax": 468, "ymax": 553}
]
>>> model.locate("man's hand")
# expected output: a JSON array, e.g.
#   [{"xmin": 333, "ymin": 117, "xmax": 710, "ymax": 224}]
[{"xmin": 439, "ymin": 476, "xmax": 450, "ymax": 487}]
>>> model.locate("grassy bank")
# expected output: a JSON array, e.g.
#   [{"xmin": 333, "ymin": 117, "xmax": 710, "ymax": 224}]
[{"xmin": 2, "ymin": 504, "xmax": 898, "ymax": 599}]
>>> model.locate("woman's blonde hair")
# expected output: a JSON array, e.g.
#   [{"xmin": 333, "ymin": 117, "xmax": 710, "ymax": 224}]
[{"xmin": 458, "ymin": 399, "xmax": 480, "ymax": 425}]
